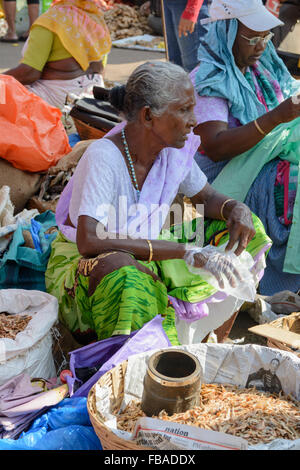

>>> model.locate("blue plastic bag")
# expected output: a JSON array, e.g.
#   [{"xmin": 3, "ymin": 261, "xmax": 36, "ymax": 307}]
[{"xmin": 0, "ymin": 398, "xmax": 101, "ymax": 450}]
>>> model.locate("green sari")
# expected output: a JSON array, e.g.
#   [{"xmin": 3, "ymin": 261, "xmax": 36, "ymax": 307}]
[{"xmin": 45, "ymin": 215, "xmax": 270, "ymax": 345}]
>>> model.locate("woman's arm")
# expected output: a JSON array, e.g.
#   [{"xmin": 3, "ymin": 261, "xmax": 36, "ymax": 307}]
[
  {"xmin": 178, "ymin": 0, "xmax": 205, "ymax": 37},
  {"xmin": 4, "ymin": 26, "xmax": 54, "ymax": 84},
  {"xmin": 76, "ymin": 215, "xmax": 187, "ymax": 261},
  {"xmin": 194, "ymin": 96, "xmax": 300, "ymax": 162},
  {"xmin": 3, "ymin": 64, "xmax": 41, "ymax": 85},
  {"xmin": 76, "ymin": 210, "xmax": 252, "ymax": 287},
  {"xmin": 77, "ymin": 180, "xmax": 255, "ymax": 261}
]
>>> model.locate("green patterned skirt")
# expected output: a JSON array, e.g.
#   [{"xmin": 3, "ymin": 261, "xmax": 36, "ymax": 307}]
[{"xmin": 45, "ymin": 216, "xmax": 271, "ymax": 345}]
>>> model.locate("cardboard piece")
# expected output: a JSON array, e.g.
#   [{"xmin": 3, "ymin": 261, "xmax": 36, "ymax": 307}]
[{"xmin": 248, "ymin": 324, "xmax": 300, "ymax": 350}]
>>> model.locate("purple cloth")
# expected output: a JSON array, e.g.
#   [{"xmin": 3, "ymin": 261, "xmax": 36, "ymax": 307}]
[
  {"xmin": 0, "ymin": 374, "xmax": 42, "ymax": 412},
  {"xmin": 66, "ymin": 315, "xmax": 171, "ymax": 397},
  {"xmin": 55, "ymin": 121, "xmax": 201, "ymax": 242},
  {"xmin": 0, "ymin": 374, "xmax": 60, "ymax": 439}
]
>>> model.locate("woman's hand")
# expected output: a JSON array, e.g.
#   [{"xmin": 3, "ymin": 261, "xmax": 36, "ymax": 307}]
[
  {"xmin": 272, "ymin": 95, "xmax": 300, "ymax": 124},
  {"xmin": 185, "ymin": 245, "xmax": 243, "ymax": 289},
  {"xmin": 140, "ymin": 1, "xmax": 151, "ymax": 16},
  {"xmin": 191, "ymin": 185, "xmax": 255, "ymax": 256},
  {"xmin": 224, "ymin": 202, "xmax": 256, "ymax": 256},
  {"xmin": 178, "ymin": 17, "xmax": 196, "ymax": 37}
]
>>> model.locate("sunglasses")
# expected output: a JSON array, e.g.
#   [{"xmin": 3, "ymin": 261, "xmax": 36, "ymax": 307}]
[{"xmin": 240, "ymin": 31, "xmax": 274, "ymax": 46}]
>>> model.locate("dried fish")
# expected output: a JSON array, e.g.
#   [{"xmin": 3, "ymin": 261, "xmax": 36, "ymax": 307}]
[
  {"xmin": 104, "ymin": 5, "xmax": 152, "ymax": 41},
  {"xmin": 0, "ymin": 313, "xmax": 32, "ymax": 340},
  {"xmin": 49, "ymin": 171, "xmax": 65, "ymax": 187},
  {"xmin": 116, "ymin": 383, "xmax": 300, "ymax": 445}
]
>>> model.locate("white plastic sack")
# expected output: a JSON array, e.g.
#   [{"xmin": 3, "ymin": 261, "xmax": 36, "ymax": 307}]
[
  {"xmin": 97, "ymin": 343, "xmax": 300, "ymax": 450},
  {"xmin": 0, "ymin": 289, "xmax": 58, "ymax": 385}
]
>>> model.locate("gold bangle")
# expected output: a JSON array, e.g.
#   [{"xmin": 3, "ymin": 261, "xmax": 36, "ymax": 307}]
[
  {"xmin": 254, "ymin": 119, "xmax": 266, "ymax": 136},
  {"xmin": 220, "ymin": 198, "xmax": 235, "ymax": 221},
  {"xmin": 146, "ymin": 239, "xmax": 153, "ymax": 263}
]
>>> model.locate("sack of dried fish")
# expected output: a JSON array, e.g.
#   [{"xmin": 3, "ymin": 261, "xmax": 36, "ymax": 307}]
[
  {"xmin": 0, "ymin": 314, "xmax": 32, "ymax": 340},
  {"xmin": 0, "ymin": 289, "xmax": 58, "ymax": 385}
]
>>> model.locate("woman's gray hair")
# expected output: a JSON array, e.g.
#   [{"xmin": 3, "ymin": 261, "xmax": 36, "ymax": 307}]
[{"xmin": 123, "ymin": 61, "xmax": 191, "ymax": 121}]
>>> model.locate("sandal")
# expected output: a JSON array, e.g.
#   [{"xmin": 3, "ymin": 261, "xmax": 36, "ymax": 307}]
[{"xmin": 0, "ymin": 36, "xmax": 19, "ymax": 43}]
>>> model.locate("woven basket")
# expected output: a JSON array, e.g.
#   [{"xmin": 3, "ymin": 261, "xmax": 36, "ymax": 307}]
[
  {"xmin": 267, "ymin": 312, "xmax": 300, "ymax": 358},
  {"xmin": 87, "ymin": 360, "xmax": 150, "ymax": 450},
  {"xmin": 73, "ymin": 118, "xmax": 107, "ymax": 141}
]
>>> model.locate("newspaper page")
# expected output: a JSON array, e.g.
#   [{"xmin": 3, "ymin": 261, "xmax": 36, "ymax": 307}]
[{"xmin": 133, "ymin": 417, "xmax": 248, "ymax": 450}]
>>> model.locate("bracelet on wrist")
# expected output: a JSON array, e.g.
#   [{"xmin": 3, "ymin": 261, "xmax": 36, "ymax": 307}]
[
  {"xmin": 254, "ymin": 119, "xmax": 267, "ymax": 136},
  {"xmin": 146, "ymin": 239, "xmax": 153, "ymax": 263},
  {"xmin": 220, "ymin": 198, "xmax": 235, "ymax": 221}
]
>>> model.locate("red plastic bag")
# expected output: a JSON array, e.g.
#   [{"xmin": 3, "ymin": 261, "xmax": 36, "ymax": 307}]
[{"xmin": 0, "ymin": 75, "xmax": 71, "ymax": 172}]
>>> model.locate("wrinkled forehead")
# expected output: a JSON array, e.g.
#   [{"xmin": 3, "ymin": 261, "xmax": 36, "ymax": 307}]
[
  {"xmin": 237, "ymin": 20, "xmax": 270, "ymax": 37},
  {"xmin": 175, "ymin": 81, "xmax": 196, "ymax": 103},
  {"xmin": 161, "ymin": 81, "xmax": 195, "ymax": 114}
]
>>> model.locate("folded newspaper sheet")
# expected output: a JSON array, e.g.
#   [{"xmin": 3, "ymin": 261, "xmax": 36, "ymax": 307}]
[{"xmin": 95, "ymin": 343, "xmax": 300, "ymax": 450}]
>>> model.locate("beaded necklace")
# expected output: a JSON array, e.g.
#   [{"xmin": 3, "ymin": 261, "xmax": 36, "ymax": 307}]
[{"xmin": 121, "ymin": 129, "xmax": 141, "ymax": 201}]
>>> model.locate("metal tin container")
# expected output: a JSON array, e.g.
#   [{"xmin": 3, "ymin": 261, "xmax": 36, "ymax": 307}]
[{"xmin": 141, "ymin": 349, "xmax": 202, "ymax": 416}]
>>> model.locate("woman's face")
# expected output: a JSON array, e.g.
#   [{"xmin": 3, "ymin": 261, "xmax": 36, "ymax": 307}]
[
  {"xmin": 232, "ymin": 22, "xmax": 270, "ymax": 71},
  {"xmin": 151, "ymin": 81, "xmax": 197, "ymax": 149}
]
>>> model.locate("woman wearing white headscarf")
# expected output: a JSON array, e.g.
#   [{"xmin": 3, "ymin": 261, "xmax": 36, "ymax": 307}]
[{"xmin": 191, "ymin": 0, "xmax": 300, "ymax": 295}]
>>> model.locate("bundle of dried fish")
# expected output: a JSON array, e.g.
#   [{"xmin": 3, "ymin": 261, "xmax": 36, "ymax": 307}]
[
  {"xmin": 104, "ymin": 4, "xmax": 152, "ymax": 41},
  {"xmin": 27, "ymin": 140, "xmax": 96, "ymax": 213},
  {"xmin": 0, "ymin": 313, "xmax": 32, "ymax": 339},
  {"xmin": 38, "ymin": 169, "xmax": 74, "ymax": 202},
  {"xmin": 28, "ymin": 167, "xmax": 75, "ymax": 213},
  {"xmin": 116, "ymin": 383, "xmax": 300, "ymax": 445}
]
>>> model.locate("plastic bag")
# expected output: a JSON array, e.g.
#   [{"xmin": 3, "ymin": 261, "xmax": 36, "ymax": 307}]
[
  {"xmin": 0, "ymin": 75, "xmax": 71, "ymax": 172},
  {"xmin": 67, "ymin": 315, "xmax": 172, "ymax": 397},
  {"xmin": 265, "ymin": 290, "xmax": 300, "ymax": 314},
  {"xmin": 184, "ymin": 243, "xmax": 256, "ymax": 302},
  {"xmin": 0, "ymin": 398, "xmax": 101, "ymax": 450}
]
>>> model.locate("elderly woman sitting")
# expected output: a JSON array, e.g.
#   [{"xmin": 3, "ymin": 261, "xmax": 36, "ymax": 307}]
[
  {"xmin": 3, "ymin": 0, "xmax": 111, "ymax": 110},
  {"xmin": 45, "ymin": 61, "xmax": 270, "ymax": 346},
  {"xmin": 191, "ymin": 0, "xmax": 300, "ymax": 296}
]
